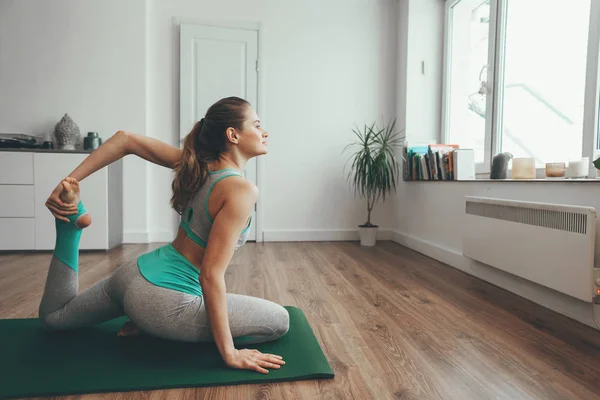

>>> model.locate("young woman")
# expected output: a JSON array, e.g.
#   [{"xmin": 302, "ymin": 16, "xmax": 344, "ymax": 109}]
[{"xmin": 41, "ymin": 97, "xmax": 288, "ymax": 375}]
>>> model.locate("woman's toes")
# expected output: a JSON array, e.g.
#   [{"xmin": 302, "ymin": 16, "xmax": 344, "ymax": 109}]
[{"xmin": 61, "ymin": 180, "xmax": 73, "ymax": 193}]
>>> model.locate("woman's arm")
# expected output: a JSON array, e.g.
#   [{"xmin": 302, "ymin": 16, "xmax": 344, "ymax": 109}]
[
  {"xmin": 46, "ymin": 130, "xmax": 182, "ymax": 220},
  {"xmin": 200, "ymin": 179, "xmax": 281, "ymax": 373},
  {"xmin": 200, "ymin": 179, "xmax": 257, "ymax": 359},
  {"xmin": 69, "ymin": 130, "xmax": 182, "ymax": 182}
]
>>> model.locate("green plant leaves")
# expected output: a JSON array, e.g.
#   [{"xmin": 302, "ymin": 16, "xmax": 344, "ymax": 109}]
[{"xmin": 343, "ymin": 118, "xmax": 403, "ymax": 218}]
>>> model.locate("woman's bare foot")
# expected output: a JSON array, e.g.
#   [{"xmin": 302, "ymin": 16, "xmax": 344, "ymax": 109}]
[
  {"xmin": 117, "ymin": 320, "xmax": 141, "ymax": 337},
  {"xmin": 60, "ymin": 177, "xmax": 92, "ymax": 229}
]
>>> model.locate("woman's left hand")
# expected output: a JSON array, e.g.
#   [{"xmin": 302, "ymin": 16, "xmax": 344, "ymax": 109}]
[{"xmin": 45, "ymin": 180, "xmax": 78, "ymax": 222}]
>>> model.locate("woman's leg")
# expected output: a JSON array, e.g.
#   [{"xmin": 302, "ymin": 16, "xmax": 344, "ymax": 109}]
[
  {"xmin": 38, "ymin": 179, "xmax": 124, "ymax": 330},
  {"xmin": 224, "ymin": 293, "xmax": 290, "ymax": 345},
  {"xmin": 123, "ymin": 273, "xmax": 289, "ymax": 344}
]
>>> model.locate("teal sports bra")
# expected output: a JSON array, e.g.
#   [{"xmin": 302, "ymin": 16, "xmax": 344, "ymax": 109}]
[
  {"xmin": 178, "ymin": 168, "xmax": 253, "ymax": 249},
  {"xmin": 138, "ymin": 168, "xmax": 253, "ymax": 297}
]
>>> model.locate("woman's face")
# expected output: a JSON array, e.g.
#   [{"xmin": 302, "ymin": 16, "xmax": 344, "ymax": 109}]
[{"xmin": 231, "ymin": 106, "xmax": 268, "ymax": 157}]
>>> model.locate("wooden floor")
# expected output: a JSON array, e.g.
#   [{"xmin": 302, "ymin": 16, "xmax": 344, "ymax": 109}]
[{"xmin": 1, "ymin": 241, "xmax": 600, "ymax": 400}]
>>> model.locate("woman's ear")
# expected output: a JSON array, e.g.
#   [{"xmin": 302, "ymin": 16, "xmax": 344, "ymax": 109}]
[{"xmin": 225, "ymin": 127, "xmax": 239, "ymax": 144}]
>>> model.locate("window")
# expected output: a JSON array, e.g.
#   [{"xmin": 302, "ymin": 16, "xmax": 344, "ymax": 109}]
[
  {"xmin": 443, "ymin": 0, "xmax": 492, "ymax": 167},
  {"xmin": 443, "ymin": 0, "xmax": 600, "ymax": 173}
]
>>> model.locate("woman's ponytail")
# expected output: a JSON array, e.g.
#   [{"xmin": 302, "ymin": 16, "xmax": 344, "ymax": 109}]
[{"xmin": 171, "ymin": 119, "xmax": 209, "ymax": 214}]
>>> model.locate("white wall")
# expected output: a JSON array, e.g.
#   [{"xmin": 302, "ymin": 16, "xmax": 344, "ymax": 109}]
[
  {"xmin": 394, "ymin": 182, "xmax": 600, "ymax": 329},
  {"xmin": 404, "ymin": 0, "xmax": 444, "ymax": 144},
  {"xmin": 396, "ymin": 0, "xmax": 409, "ymax": 142},
  {"xmin": 0, "ymin": 0, "xmax": 148, "ymax": 241},
  {"xmin": 146, "ymin": 0, "xmax": 399, "ymax": 241},
  {"xmin": 395, "ymin": 0, "xmax": 600, "ymax": 328},
  {"xmin": 0, "ymin": 0, "xmax": 399, "ymax": 242}
]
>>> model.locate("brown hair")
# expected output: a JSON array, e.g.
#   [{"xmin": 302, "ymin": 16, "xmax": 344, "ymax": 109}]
[{"xmin": 171, "ymin": 96, "xmax": 250, "ymax": 214}]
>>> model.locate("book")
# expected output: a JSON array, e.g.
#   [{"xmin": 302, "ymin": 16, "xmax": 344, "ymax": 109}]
[
  {"xmin": 453, "ymin": 149, "xmax": 475, "ymax": 180},
  {"xmin": 403, "ymin": 143, "xmax": 460, "ymax": 181}
]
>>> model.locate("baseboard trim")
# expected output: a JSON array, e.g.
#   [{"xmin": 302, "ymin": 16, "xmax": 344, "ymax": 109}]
[
  {"xmin": 263, "ymin": 229, "xmax": 392, "ymax": 242},
  {"xmin": 123, "ymin": 231, "xmax": 150, "ymax": 244},
  {"xmin": 124, "ymin": 229, "xmax": 393, "ymax": 244},
  {"xmin": 391, "ymin": 230, "xmax": 598, "ymax": 329}
]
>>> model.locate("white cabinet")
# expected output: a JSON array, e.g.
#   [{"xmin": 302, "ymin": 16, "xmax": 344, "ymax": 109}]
[
  {"xmin": 0, "ymin": 152, "xmax": 34, "ymax": 184},
  {"xmin": 0, "ymin": 151, "xmax": 122, "ymax": 251},
  {"xmin": 0, "ymin": 186, "xmax": 34, "ymax": 217},
  {"xmin": 0, "ymin": 218, "xmax": 35, "ymax": 250}
]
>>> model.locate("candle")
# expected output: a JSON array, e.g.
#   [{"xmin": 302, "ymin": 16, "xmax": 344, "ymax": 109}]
[{"xmin": 567, "ymin": 157, "xmax": 589, "ymax": 178}]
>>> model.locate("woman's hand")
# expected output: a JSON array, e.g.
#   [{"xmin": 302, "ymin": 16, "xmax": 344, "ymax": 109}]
[
  {"xmin": 225, "ymin": 349, "xmax": 285, "ymax": 374},
  {"xmin": 45, "ymin": 180, "xmax": 78, "ymax": 222}
]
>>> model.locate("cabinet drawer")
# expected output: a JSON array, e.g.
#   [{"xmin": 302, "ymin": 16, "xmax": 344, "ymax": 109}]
[
  {"xmin": 0, "ymin": 152, "xmax": 34, "ymax": 184},
  {"xmin": 0, "ymin": 185, "xmax": 34, "ymax": 217},
  {"xmin": 0, "ymin": 218, "xmax": 34, "ymax": 250}
]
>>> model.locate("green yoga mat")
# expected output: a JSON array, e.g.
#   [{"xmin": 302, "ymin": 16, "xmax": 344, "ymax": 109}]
[{"xmin": 0, "ymin": 306, "xmax": 334, "ymax": 399}]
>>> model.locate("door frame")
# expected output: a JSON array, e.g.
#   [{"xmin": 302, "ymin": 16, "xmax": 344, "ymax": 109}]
[{"xmin": 177, "ymin": 18, "xmax": 267, "ymax": 243}]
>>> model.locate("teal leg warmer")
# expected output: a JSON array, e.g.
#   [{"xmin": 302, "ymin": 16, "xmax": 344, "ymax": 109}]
[{"xmin": 53, "ymin": 201, "xmax": 87, "ymax": 272}]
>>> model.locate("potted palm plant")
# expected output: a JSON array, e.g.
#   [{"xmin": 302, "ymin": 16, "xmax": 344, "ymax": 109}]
[{"xmin": 344, "ymin": 119, "xmax": 402, "ymax": 246}]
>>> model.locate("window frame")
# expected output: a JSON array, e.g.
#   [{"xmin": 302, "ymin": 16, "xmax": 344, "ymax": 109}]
[
  {"xmin": 442, "ymin": 0, "xmax": 600, "ymax": 177},
  {"xmin": 585, "ymin": 0, "xmax": 600, "ymax": 168}
]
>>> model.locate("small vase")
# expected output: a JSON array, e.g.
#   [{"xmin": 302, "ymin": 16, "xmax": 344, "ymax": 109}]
[{"xmin": 84, "ymin": 132, "xmax": 102, "ymax": 150}]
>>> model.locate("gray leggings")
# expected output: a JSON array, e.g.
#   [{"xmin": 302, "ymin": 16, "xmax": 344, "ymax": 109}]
[{"xmin": 38, "ymin": 256, "xmax": 289, "ymax": 344}]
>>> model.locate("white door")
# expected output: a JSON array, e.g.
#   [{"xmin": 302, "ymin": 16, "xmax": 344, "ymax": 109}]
[{"xmin": 180, "ymin": 24, "xmax": 259, "ymax": 241}]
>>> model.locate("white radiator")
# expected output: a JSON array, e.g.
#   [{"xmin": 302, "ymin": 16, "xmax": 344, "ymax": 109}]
[{"xmin": 462, "ymin": 196, "xmax": 597, "ymax": 302}]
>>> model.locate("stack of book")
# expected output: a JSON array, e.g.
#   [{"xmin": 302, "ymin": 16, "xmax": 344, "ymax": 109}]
[{"xmin": 402, "ymin": 144, "xmax": 475, "ymax": 181}]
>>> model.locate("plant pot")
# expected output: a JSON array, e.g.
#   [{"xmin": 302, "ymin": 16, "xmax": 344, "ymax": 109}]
[{"xmin": 358, "ymin": 225, "xmax": 378, "ymax": 246}]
